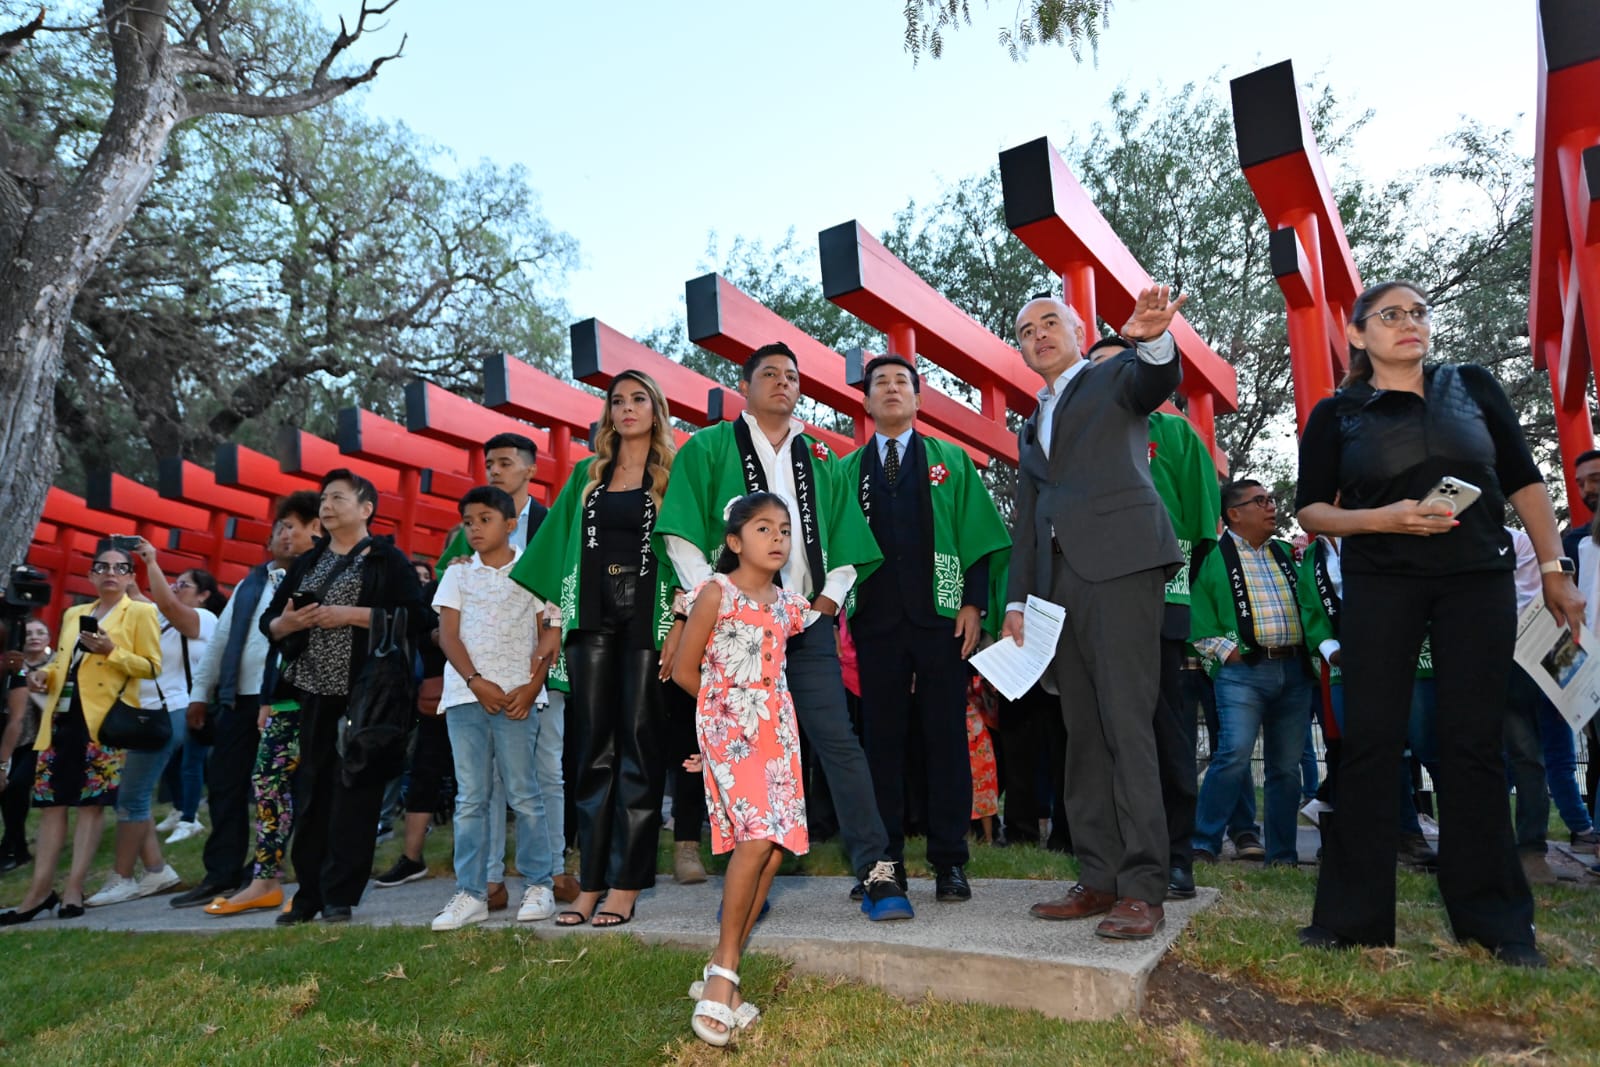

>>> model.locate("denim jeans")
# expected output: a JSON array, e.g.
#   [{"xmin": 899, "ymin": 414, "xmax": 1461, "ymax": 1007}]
[
  {"xmin": 483, "ymin": 692, "xmax": 562, "ymax": 881},
  {"xmin": 1194, "ymin": 658, "xmax": 1312, "ymax": 864},
  {"xmin": 116, "ymin": 706, "xmax": 186, "ymax": 823},
  {"xmin": 446, "ymin": 701, "xmax": 554, "ymax": 898},
  {"xmin": 1539, "ymin": 693, "xmax": 1594, "ymax": 835}
]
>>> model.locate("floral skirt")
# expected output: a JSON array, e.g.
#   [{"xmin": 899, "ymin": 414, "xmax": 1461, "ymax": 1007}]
[{"xmin": 33, "ymin": 696, "xmax": 123, "ymax": 808}]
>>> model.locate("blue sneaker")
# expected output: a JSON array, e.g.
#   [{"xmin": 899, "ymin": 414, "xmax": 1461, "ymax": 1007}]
[{"xmin": 860, "ymin": 860, "xmax": 914, "ymax": 921}]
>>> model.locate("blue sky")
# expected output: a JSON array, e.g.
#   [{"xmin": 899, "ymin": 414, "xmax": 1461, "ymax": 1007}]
[{"xmin": 305, "ymin": 0, "xmax": 1538, "ymax": 339}]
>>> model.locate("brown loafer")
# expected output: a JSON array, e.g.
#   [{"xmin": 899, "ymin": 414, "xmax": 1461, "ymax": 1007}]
[
  {"xmin": 1029, "ymin": 883, "xmax": 1117, "ymax": 921},
  {"xmin": 1095, "ymin": 898, "xmax": 1164, "ymax": 940},
  {"xmin": 552, "ymin": 873, "xmax": 581, "ymax": 904},
  {"xmin": 487, "ymin": 882, "xmax": 509, "ymax": 912}
]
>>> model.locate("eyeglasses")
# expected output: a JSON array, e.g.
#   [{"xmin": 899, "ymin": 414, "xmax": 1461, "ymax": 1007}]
[
  {"xmin": 1233, "ymin": 494, "xmax": 1274, "ymax": 511},
  {"xmin": 1359, "ymin": 305, "xmax": 1431, "ymax": 328},
  {"xmin": 91, "ymin": 562, "xmax": 134, "ymax": 575},
  {"xmin": 171, "ymin": 580, "xmax": 195, "ymax": 591}
]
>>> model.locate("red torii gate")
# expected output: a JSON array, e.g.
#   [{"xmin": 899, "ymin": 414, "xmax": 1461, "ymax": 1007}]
[
  {"xmin": 687, "ymin": 271, "xmax": 1001, "ymax": 465},
  {"xmin": 569, "ymin": 317, "xmax": 857, "ymax": 456},
  {"xmin": 1531, "ymin": 0, "xmax": 1600, "ymax": 520},
  {"xmin": 996, "ymin": 140, "xmax": 1239, "ymax": 461},
  {"xmin": 1230, "ymin": 60, "xmax": 1363, "ymax": 434}
]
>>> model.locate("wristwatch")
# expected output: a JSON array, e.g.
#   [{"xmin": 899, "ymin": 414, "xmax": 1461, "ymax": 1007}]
[{"xmin": 1538, "ymin": 556, "xmax": 1576, "ymax": 576}]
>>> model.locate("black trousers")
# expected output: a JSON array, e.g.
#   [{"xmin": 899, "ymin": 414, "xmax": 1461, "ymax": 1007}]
[
  {"xmin": 996, "ymin": 684, "xmax": 1065, "ymax": 844},
  {"xmin": 1312, "ymin": 569, "xmax": 1534, "ymax": 949},
  {"xmin": 564, "ymin": 632, "xmax": 666, "ymax": 892},
  {"xmin": 663, "ymin": 682, "xmax": 706, "ymax": 844},
  {"xmin": 1155, "ymin": 632, "xmax": 1198, "ymax": 872},
  {"xmin": 1, "ymin": 747, "xmax": 37, "ymax": 857},
  {"xmin": 199, "ymin": 696, "xmax": 261, "ymax": 888},
  {"xmin": 290, "ymin": 691, "xmax": 387, "ymax": 910},
  {"xmin": 857, "ymin": 623, "xmax": 972, "ymax": 868},
  {"xmin": 404, "ymin": 712, "xmax": 455, "ymax": 816}
]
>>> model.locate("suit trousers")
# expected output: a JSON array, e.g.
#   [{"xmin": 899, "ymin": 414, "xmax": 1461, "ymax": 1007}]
[
  {"xmin": 785, "ymin": 619, "xmax": 891, "ymax": 880},
  {"xmin": 199, "ymin": 696, "xmax": 261, "ymax": 888},
  {"xmin": 564, "ymin": 632, "xmax": 665, "ymax": 892},
  {"xmin": 857, "ymin": 624, "xmax": 972, "ymax": 868},
  {"xmin": 291, "ymin": 691, "xmax": 386, "ymax": 910},
  {"xmin": 1312, "ymin": 570, "xmax": 1534, "ymax": 949},
  {"xmin": 1048, "ymin": 552, "xmax": 1169, "ymax": 904}
]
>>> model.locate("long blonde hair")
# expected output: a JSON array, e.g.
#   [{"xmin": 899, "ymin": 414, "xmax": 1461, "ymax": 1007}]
[{"xmin": 582, "ymin": 369, "xmax": 676, "ymax": 509}]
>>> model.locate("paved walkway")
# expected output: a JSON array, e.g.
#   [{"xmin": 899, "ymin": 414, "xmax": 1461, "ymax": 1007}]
[{"xmin": 21, "ymin": 873, "xmax": 1220, "ymax": 1021}]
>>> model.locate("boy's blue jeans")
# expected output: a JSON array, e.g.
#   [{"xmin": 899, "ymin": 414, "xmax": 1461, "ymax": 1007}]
[{"xmin": 445, "ymin": 701, "xmax": 554, "ymax": 898}]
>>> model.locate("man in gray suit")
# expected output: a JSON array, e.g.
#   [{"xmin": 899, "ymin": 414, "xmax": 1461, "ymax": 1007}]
[{"xmin": 1002, "ymin": 286, "xmax": 1188, "ymax": 940}]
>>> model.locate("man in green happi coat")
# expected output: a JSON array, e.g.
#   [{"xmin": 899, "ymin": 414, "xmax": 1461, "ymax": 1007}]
[
  {"xmin": 655, "ymin": 342, "xmax": 913, "ymax": 921},
  {"xmin": 838, "ymin": 354, "xmax": 1010, "ymax": 905}
]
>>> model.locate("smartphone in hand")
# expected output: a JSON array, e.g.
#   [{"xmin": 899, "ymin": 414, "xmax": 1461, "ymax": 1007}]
[
  {"xmin": 290, "ymin": 592, "xmax": 319, "ymax": 611},
  {"xmin": 1420, "ymin": 476, "xmax": 1482, "ymax": 517},
  {"xmin": 78, "ymin": 615, "xmax": 99, "ymax": 635}
]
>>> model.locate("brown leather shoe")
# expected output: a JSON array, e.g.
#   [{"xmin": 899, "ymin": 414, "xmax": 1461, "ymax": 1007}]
[
  {"xmin": 1095, "ymin": 898, "xmax": 1164, "ymax": 940},
  {"xmin": 1029, "ymin": 883, "xmax": 1117, "ymax": 921},
  {"xmin": 486, "ymin": 882, "xmax": 508, "ymax": 912},
  {"xmin": 551, "ymin": 873, "xmax": 580, "ymax": 904}
]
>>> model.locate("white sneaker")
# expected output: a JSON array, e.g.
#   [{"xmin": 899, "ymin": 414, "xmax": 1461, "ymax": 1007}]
[
  {"xmin": 136, "ymin": 863, "xmax": 182, "ymax": 897},
  {"xmin": 517, "ymin": 884, "xmax": 556, "ymax": 922},
  {"xmin": 86, "ymin": 875, "xmax": 142, "ymax": 907},
  {"xmin": 166, "ymin": 820, "xmax": 205, "ymax": 844},
  {"xmin": 431, "ymin": 891, "xmax": 489, "ymax": 931},
  {"xmin": 156, "ymin": 810, "xmax": 182, "ymax": 833}
]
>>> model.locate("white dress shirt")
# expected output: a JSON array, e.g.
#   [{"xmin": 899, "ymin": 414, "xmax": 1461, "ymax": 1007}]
[
  {"xmin": 190, "ymin": 564, "xmax": 284, "ymax": 702},
  {"xmin": 876, "ymin": 428, "xmax": 914, "ymax": 470},
  {"xmin": 666, "ymin": 411, "xmax": 857, "ymax": 628}
]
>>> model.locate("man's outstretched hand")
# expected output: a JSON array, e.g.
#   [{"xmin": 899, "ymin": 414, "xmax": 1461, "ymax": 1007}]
[{"xmin": 1120, "ymin": 285, "xmax": 1188, "ymax": 342}]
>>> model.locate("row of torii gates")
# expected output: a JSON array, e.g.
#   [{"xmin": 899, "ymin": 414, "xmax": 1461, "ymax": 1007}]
[{"xmin": 23, "ymin": 9, "xmax": 1600, "ymax": 618}]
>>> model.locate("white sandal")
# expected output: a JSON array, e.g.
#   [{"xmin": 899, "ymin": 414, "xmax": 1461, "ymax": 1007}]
[
  {"xmin": 691, "ymin": 963, "xmax": 745, "ymax": 1046},
  {"xmin": 688, "ymin": 965, "xmax": 761, "ymax": 1028}
]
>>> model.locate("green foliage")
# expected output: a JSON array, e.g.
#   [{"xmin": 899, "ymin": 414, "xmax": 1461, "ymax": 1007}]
[{"xmin": 902, "ymin": 0, "xmax": 1113, "ymax": 63}]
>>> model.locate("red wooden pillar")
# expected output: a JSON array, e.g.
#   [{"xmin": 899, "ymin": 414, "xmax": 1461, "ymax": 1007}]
[
  {"xmin": 1059, "ymin": 262, "xmax": 1096, "ymax": 340},
  {"xmin": 550, "ymin": 425, "xmax": 572, "ymax": 489}
]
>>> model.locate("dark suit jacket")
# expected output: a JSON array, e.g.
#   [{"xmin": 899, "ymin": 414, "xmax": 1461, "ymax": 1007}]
[{"xmin": 1008, "ymin": 347, "xmax": 1183, "ymax": 600}]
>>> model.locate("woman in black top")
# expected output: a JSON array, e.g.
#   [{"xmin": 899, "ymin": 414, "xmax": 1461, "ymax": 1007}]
[
  {"xmin": 261, "ymin": 469, "xmax": 429, "ymax": 924},
  {"xmin": 1294, "ymin": 280, "xmax": 1584, "ymax": 967},
  {"xmin": 522, "ymin": 370, "xmax": 679, "ymax": 927}
]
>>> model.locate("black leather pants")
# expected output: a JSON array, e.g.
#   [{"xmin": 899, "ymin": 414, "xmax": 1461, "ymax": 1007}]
[{"xmin": 564, "ymin": 630, "xmax": 666, "ymax": 892}]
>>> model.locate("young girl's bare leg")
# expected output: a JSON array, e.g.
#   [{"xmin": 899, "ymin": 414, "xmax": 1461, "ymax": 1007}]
[{"xmin": 699, "ymin": 839, "xmax": 776, "ymax": 1035}]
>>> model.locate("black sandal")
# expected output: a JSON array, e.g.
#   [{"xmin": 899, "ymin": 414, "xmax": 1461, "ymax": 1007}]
[
  {"xmin": 554, "ymin": 909, "xmax": 591, "ymax": 926},
  {"xmin": 591, "ymin": 907, "xmax": 635, "ymax": 928}
]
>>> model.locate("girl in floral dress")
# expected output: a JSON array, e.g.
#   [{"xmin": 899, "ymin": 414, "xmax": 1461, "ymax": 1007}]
[{"xmin": 671, "ymin": 492, "xmax": 810, "ymax": 1047}]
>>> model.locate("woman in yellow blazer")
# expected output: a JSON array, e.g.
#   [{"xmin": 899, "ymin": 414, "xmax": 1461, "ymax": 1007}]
[{"xmin": 0, "ymin": 541, "xmax": 161, "ymax": 925}]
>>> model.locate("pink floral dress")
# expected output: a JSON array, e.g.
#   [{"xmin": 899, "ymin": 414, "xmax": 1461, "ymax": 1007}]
[{"xmin": 692, "ymin": 574, "xmax": 810, "ymax": 856}]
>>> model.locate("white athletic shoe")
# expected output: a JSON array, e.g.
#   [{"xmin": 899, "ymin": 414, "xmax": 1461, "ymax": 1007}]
[
  {"xmin": 517, "ymin": 884, "xmax": 556, "ymax": 922},
  {"xmin": 156, "ymin": 810, "xmax": 182, "ymax": 833},
  {"xmin": 165, "ymin": 820, "xmax": 206, "ymax": 844},
  {"xmin": 431, "ymin": 891, "xmax": 489, "ymax": 932},
  {"xmin": 136, "ymin": 864, "xmax": 182, "ymax": 897},
  {"xmin": 86, "ymin": 875, "xmax": 142, "ymax": 907}
]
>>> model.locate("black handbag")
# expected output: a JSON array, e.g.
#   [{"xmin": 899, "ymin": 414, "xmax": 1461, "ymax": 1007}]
[
  {"xmin": 337, "ymin": 606, "xmax": 416, "ymax": 787},
  {"xmin": 99, "ymin": 680, "xmax": 172, "ymax": 752}
]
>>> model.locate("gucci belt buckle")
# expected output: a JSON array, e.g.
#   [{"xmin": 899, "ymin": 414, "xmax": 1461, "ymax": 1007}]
[{"xmin": 606, "ymin": 563, "xmax": 627, "ymax": 576}]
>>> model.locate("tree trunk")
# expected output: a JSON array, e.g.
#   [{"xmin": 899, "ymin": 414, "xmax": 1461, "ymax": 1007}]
[{"xmin": 0, "ymin": 2, "xmax": 183, "ymax": 570}]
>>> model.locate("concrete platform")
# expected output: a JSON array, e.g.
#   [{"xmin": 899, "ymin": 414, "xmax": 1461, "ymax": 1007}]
[{"xmin": 17, "ymin": 875, "xmax": 1219, "ymax": 1021}]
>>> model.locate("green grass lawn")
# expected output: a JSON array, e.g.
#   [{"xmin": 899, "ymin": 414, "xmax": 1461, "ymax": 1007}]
[{"xmin": 2, "ymin": 803, "xmax": 1598, "ymax": 1065}]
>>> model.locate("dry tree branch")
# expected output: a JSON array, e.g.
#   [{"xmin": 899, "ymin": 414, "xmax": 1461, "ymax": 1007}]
[{"xmin": 0, "ymin": 6, "xmax": 45, "ymax": 63}]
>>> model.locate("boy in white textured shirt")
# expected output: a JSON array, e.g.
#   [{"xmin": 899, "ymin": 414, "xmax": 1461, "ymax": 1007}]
[{"xmin": 430, "ymin": 487, "xmax": 558, "ymax": 930}]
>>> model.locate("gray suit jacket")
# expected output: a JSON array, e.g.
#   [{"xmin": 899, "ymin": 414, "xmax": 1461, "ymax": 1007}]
[{"xmin": 1008, "ymin": 348, "xmax": 1184, "ymax": 598}]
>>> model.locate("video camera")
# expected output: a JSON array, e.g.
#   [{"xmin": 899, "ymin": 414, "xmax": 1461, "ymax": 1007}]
[{"xmin": 2, "ymin": 564, "xmax": 51, "ymax": 652}]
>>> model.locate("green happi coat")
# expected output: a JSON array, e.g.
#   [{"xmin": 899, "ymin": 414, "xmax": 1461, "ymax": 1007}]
[
  {"xmin": 837, "ymin": 433, "xmax": 1012, "ymax": 634},
  {"xmin": 654, "ymin": 419, "xmax": 882, "ymax": 598},
  {"xmin": 1190, "ymin": 535, "xmax": 1303, "ymax": 679},
  {"xmin": 1149, "ymin": 411, "xmax": 1220, "ymax": 606},
  {"xmin": 511, "ymin": 457, "xmax": 678, "ymax": 660}
]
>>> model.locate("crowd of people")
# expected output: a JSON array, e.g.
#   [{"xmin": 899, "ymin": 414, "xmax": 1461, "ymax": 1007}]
[{"xmin": 2, "ymin": 278, "xmax": 1597, "ymax": 1044}]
